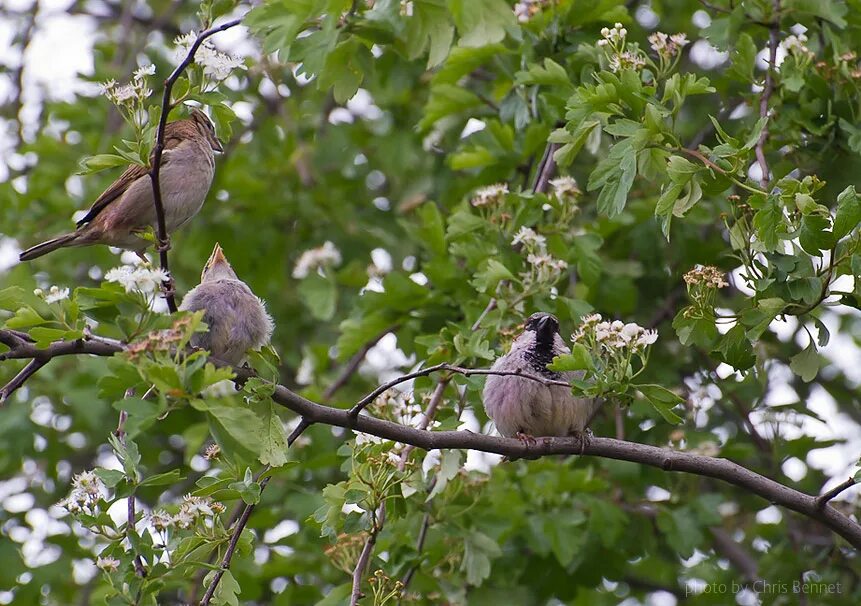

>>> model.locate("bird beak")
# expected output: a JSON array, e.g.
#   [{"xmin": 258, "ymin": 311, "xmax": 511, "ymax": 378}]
[
  {"xmin": 208, "ymin": 243, "xmax": 228, "ymax": 266},
  {"xmin": 536, "ymin": 315, "xmax": 557, "ymax": 338},
  {"xmin": 212, "ymin": 137, "xmax": 224, "ymax": 153}
]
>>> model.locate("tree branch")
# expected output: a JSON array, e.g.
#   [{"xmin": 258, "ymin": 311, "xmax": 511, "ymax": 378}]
[
  {"xmin": 816, "ymin": 477, "xmax": 857, "ymax": 508},
  {"xmin": 2, "ymin": 328, "xmax": 861, "ymax": 549},
  {"xmin": 348, "ymin": 363, "xmax": 570, "ymax": 418},
  {"xmin": 0, "ymin": 358, "xmax": 48, "ymax": 404},
  {"xmin": 755, "ymin": 1, "xmax": 780, "ymax": 189},
  {"xmin": 150, "ymin": 17, "xmax": 243, "ymax": 313}
]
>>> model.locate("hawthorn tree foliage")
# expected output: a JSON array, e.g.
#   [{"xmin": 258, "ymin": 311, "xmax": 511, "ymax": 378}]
[{"xmin": 1, "ymin": 0, "xmax": 861, "ymax": 604}]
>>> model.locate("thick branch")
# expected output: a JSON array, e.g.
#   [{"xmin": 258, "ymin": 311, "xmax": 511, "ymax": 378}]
[
  {"xmin": 149, "ymin": 17, "xmax": 242, "ymax": 313},
  {"xmin": 2, "ymin": 328, "xmax": 860, "ymax": 549}
]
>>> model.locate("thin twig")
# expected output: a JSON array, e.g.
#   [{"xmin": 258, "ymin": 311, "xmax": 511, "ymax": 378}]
[
  {"xmin": 115, "ymin": 404, "xmax": 147, "ymax": 580},
  {"xmin": 0, "ymin": 358, "xmax": 48, "ymax": 404},
  {"xmin": 348, "ymin": 364, "xmax": 569, "ymax": 418},
  {"xmin": 198, "ymin": 418, "xmax": 312, "ymax": 605},
  {"xmin": 350, "ymin": 379, "xmax": 449, "ymax": 605},
  {"xmin": 199, "ymin": 475, "xmax": 270, "ymax": 606},
  {"xmin": 150, "ymin": 17, "xmax": 243, "ymax": 313},
  {"xmin": 322, "ymin": 326, "xmax": 397, "ymax": 402},
  {"xmin": 815, "ymin": 477, "xmax": 857, "ymax": 508},
  {"xmin": 755, "ymin": 1, "xmax": 780, "ymax": 189}
]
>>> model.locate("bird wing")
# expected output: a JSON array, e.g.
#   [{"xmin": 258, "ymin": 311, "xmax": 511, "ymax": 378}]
[{"xmin": 75, "ymin": 128, "xmax": 186, "ymax": 227}]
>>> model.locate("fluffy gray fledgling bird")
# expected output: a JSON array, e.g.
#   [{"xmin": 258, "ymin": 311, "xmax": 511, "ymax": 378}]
[
  {"xmin": 180, "ymin": 243, "xmax": 274, "ymax": 365},
  {"xmin": 20, "ymin": 108, "xmax": 222, "ymax": 261},
  {"xmin": 483, "ymin": 312, "xmax": 600, "ymax": 439}
]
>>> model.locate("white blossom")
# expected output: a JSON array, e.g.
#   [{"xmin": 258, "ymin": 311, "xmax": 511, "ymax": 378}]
[
  {"xmin": 133, "ymin": 64, "xmax": 156, "ymax": 81},
  {"xmin": 96, "ymin": 556, "xmax": 120, "ymax": 572},
  {"xmin": 175, "ymin": 32, "xmax": 246, "ymax": 80},
  {"xmin": 470, "ymin": 183, "xmax": 508, "ymax": 207},
  {"xmin": 292, "ymin": 241, "xmax": 342, "ymax": 279},
  {"xmin": 549, "ymin": 176, "xmax": 581, "ymax": 200},
  {"xmin": 41, "ymin": 285, "xmax": 70, "ymax": 304},
  {"xmin": 105, "ymin": 265, "xmax": 169, "ymax": 294},
  {"xmin": 511, "ymin": 226, "xmax": 546, "ymax": 249}
]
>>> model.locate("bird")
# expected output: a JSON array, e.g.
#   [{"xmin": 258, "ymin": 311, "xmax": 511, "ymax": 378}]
[
  {"xmin": 482, "ymin": 312, "xmax": 600, "ymax": 440},
  {"xmin": 19, "ymin": 108, "xmax": 223, "ymax": 262},
  {"xmin": 179, "ymin": 243, "xmax": 274, "ymax": 366}
]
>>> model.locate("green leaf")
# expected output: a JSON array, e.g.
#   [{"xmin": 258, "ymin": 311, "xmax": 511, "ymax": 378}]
[
  {"xmin": 472, "ymin": 259, "xmax": 516, "ymax": 293},
  {"xmin": 448, "ymin": 0, "xmax": 515, "ymax": 48},
  {"xmin": 636, "ymin": 384, "xmax": 684, "ymax": 424},
  {"xmin": 790, "ymin": 342, "xmax": 820, "ymax": 383},
  {"xmin": 728, "ymin": 33, "xmax": 757, "ymax": 82},
  {"xmin": 461, "ymin": 531, "xmax": 502, "ymax": 586},
  {"xmin": 95, "ymin": 468, "xmax": 126, "ymax": 488},
  {"xmin": 297, "ymin": 273, "xmax": 337, "ymax": 321},
  {"xmin": 833, "ymin": 186, "xmax": 861, "ymax": 240},
  {"xmin": 139, "ymin": 470, "xmax": 183, "ymax": 487},
  {"xmin": 318, "ymin": 38, "xmax": 367, "ymax": 103},
  {"xmin": 548, "ymin": 344, "xmax": 594, "ymax": 372},
  {"xmin": 78, "ymin": 153, "xmax": 130, "ymax": 174},
  {"xmin": 406, "ymin": 0, "xmax": 455, "ymax": 67},
  {"xmin": 314, "ymin": 584, "xmax": 352, "ymax": 606},
  {"xmin": 712, "ymin": 325, "xmax": 756, "ymax": 371},
  {"xmin": 249, "ymin": 400, "xmax": 290, "ymax": 468},
  {"xmin": 428, "ymin": 450, "xmax": 461, "ymax": 499}
]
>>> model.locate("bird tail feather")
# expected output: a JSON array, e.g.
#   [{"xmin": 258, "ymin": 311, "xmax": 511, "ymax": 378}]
[{"xmin": 19, "ymin": 233, "xmax": 79, "ymax": 262}]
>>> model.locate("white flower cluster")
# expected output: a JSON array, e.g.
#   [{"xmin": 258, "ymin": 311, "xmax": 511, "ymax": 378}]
[
  {"xmin": 549, "ymin": 176, "xmax": 581, "ymax": 201},
  {"xmin": 609, "ymin": 51, "xmax": 646, "ymax": 73},
  {"xmin": 58, "ymin": 470, "xmax": 106, "ymax": 515},
  {"xmin": 470, "ymin": 183, "xmax": 508, "ymax": 207},
  {"xmin": 100, "ymin": 64, "xmax": 155, "ymax": 106},
  {"xmin": 400, "ymin": 0, "xmax": 414, "ymax": 17},
  {"xmin": 150, "ymin": 494, "xmax": 225, "ymax": 532},
  {"xmin": 105, "ymin": 265, "xmax": 169, "ymax": 294},
  {"xmin": 512, "ymin": 226, "xmax": 568, "ymax": 284},
  {"xmin": 292, "ymin": 241, "xmax": 342, "ymax": 279},
  {"xmin": 175, "ymin": 32, "xmax": 246, "ymax": 81},
  {"xmin": 683, "ymin": 265, "xmax": 728, "ymax": 289},
  {"xmin": 648, "ymin": 32, "xmax": 689, "ymax": 58},
  {"xmin": 573, "ymin": 314, "xmax": 658, "ymax": 352},
  {"xmin": 34, "ymin": 285, "xmax": 70, "ymax": 304},
  {"xmin": 598, "ymin": 23, "xmax": 627, "ymax": 47},
  {"xmin": 784, "ymin": 33, "xmax": 811, "ymax": 56}
]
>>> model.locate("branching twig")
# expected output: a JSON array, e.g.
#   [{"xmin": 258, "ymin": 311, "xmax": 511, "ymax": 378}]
[
  {"xmin": 350, "ymin": 380, "xmax": 449, "ymax": 605},
  {"xmin": 149, "ymin": 17, "xmax": 242, "ymax": 313},
  {"xmin": 531, "ymin": 141, "xmax": 560, "ymax": 194},
  {"xmin": 348, "ymin": 363, "xmax": 569, "ymax": 418},
  {"xmin": 322, "ymin": 326, "xmax": 397, "ymax": 402},
  {"xmin": 0, "ymin": 358, "xmax": 47, "ymax": 404},
  {"xmin": 115, "ymin": 404, "xmax": 147, "ymax": 580},
  {"xmin": 755, "ymin": 1, "xmax": 780, "ymax": 189},
  {"xmin": 2, "ymin": 328, "xmax": 861, "ymax": 549},
  {"xmin": 815, "ymin": 477, "xmax": 858, "ymax": 509},
  {"xmin": 197, "ymin": 417, "xmax": 312, "ymax": 605}
]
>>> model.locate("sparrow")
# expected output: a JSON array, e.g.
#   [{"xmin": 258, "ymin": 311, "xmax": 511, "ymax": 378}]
[
  {"xmin": 179, "ymin": 243, "xmax": 274, "ymax": 366},
  {"xmin": 482, "ymin": 312, "xmax": 600, "ymax": 440},
  {"xmin": 19, "ymin": 108, "xmax": 223, "ymax": 261}
]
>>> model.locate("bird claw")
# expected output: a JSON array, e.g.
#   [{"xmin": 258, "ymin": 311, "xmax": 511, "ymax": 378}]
[
  {"xmin": 156, "ymin": 238, "xmax": 171, "ymax": 253},
  {"xmin": 515, "ymin": 431, "xmax": 538, "ymax": 447},
  {"xmin": 570, "ymin": 429, "xmax": 593, "ymax": 455}
]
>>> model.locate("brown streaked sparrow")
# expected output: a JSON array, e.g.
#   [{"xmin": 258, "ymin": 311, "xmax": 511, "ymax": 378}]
[
  {"xmin": 179, "ymin": 243, "xmax": 274, "ymax": 366},
  {"xmin": 19, "ymin": 108, "xmax": 223, "ymax": 262},
  {"xmin": 483, "ymin": 312, "xmax": 600, "ymax": 440}
]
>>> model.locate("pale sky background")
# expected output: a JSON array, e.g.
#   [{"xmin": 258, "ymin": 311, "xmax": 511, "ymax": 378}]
[{"xmin": 0, "ymin": 2, "xmax": 859, "ymax": 604}]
